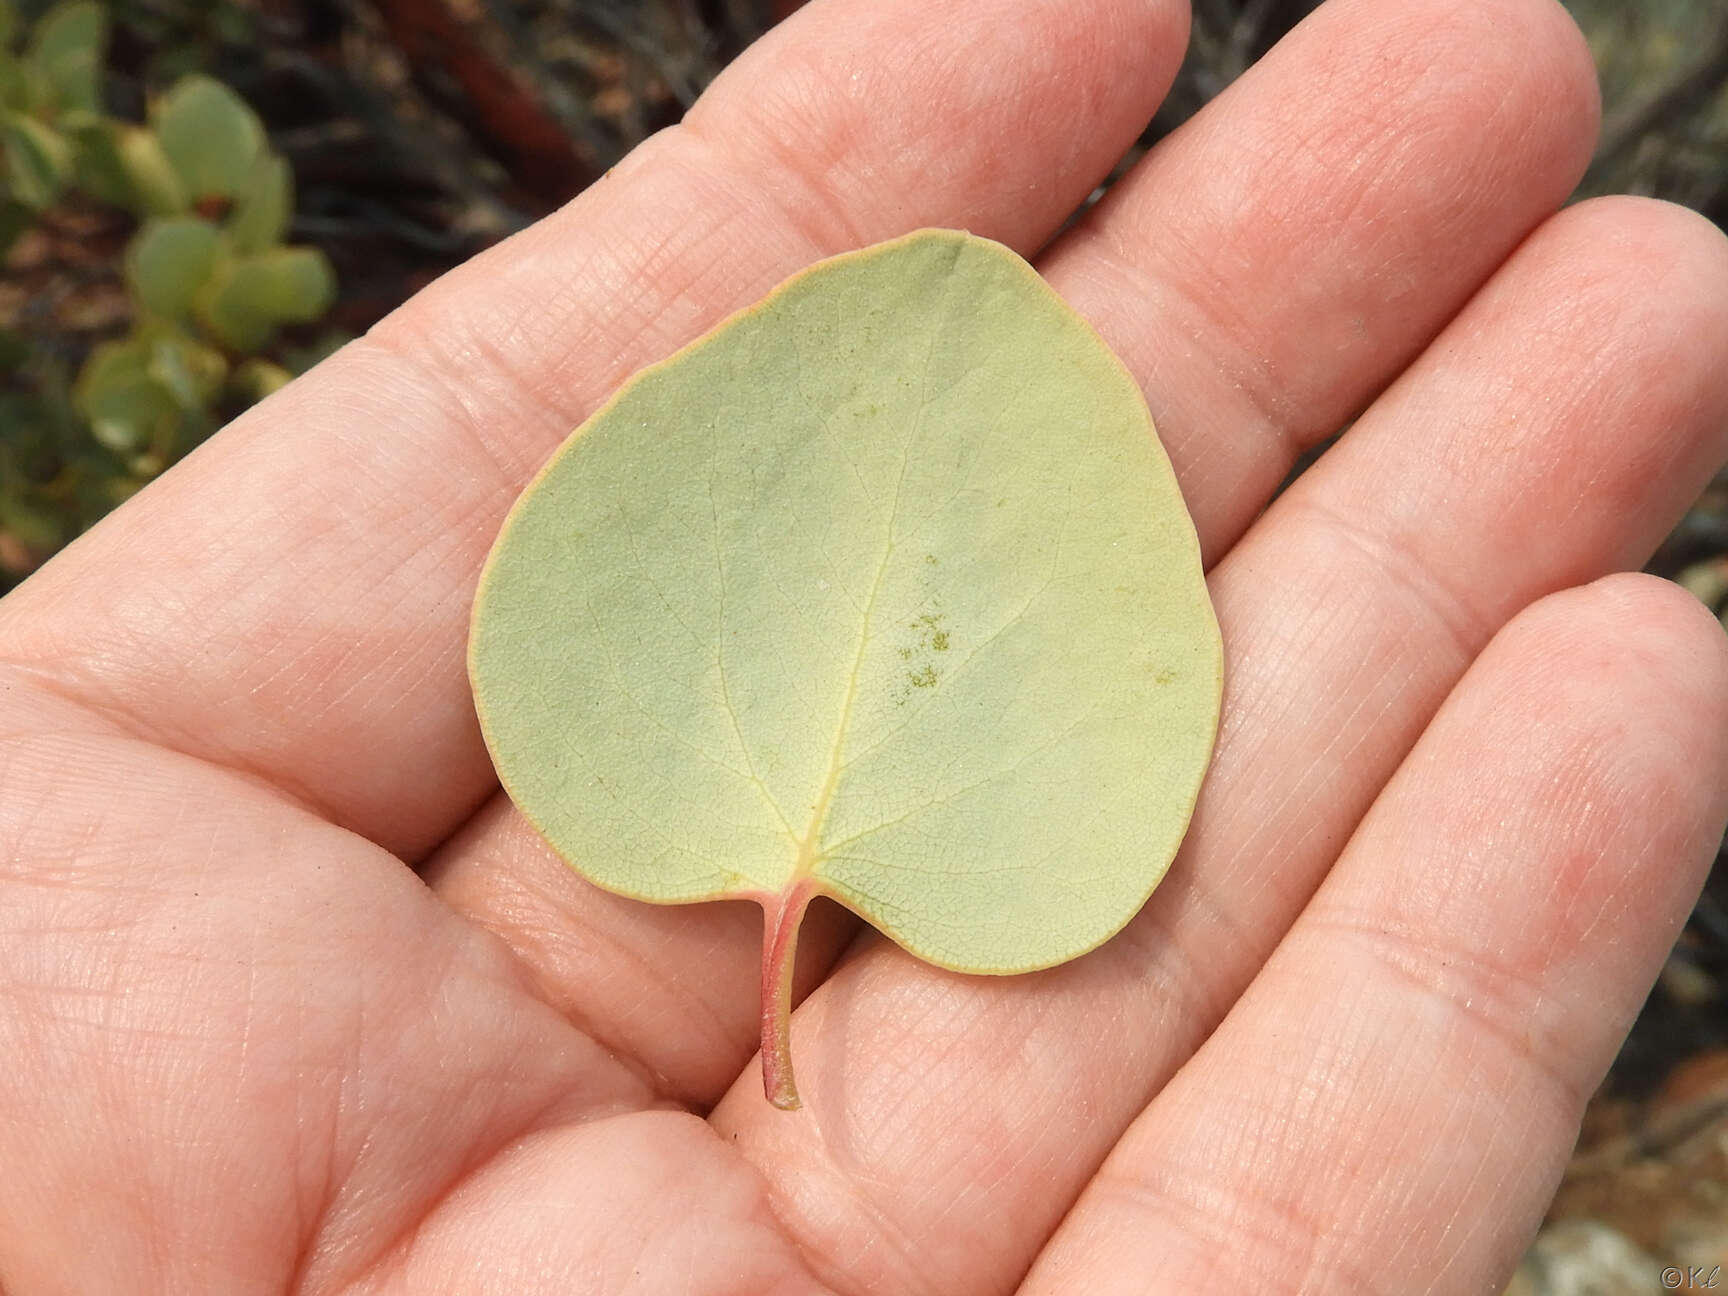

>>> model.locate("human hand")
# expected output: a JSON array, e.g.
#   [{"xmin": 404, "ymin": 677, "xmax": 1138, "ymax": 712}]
[{"xmin": 4, "ymin": 0, "xmax": 1727, "ymax": 1291}]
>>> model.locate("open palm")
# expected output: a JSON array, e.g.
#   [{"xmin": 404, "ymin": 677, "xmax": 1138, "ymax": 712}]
[{"xmin": 5, "ymin": 0, "xmax": 1728, "ymax": 1290}]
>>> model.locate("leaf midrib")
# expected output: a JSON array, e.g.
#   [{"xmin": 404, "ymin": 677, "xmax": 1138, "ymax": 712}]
[
  {"xmin": 786, "ymin": 262, "xmax": 955, "ymax": 886},
  {"xmin": 788, "ymin": 520, "xmax": 899, "ymax": 883}
]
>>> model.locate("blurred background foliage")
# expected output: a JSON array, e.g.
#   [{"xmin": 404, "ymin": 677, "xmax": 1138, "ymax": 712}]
[
  {"xmin": 8, "ymin": 0, "xmax": 1728, "ymax": 593},
  {"xmin": 1, "ymin": 0, "xmax": 339, "ymax": 570},
  {"xmin": 2, "ymin": 0, "xmax": 1728, "ymax": 1287}
]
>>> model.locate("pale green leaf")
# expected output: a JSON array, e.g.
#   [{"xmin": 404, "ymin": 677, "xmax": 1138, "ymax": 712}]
[
  {"xmin": 194, "ymin": 246, "xmax": 334, "ymax": 350},
  {"xmin": 64, "ymin": 115, "xmax": 135, "ymax": 207},
  {"xmin": 114, "ymin": 125, "xmax": 187, "ymax": 215},
  {"xmin": 125, "ymin": 216, "xmax": 222, "ymax": 319},
  {"xmin": 2, "ymin": 111, "xmax": 70, "ymax": 207},
  {"xmin": 26, "ymin": 0, "xmax": 104, "ymax": 115},
  {"xmin": 0, "ymin": 54, "xmax": 26, "ymax": 113},
  {"xmin": 153, "ymin": 73, "xmax": 263, "ymax": 202},
  {"xmin": 147, "ymin": 331, "xmax": 226, "ymax": 410},
  {"xmin": 469, "ymin": 230, "xmax": 1223, "ymax": 1109},
  {"xmin": 230, "ymin": 356, "xmax": 292, "ymax": 401},
  {"xmin": 0, "ymin": 52, "xmax": 48, "ymax": 115},
  {"xmin": 226, "ymin": 152, "xmax": 291, "ymax": 252},
  {"xmin": 75, "ymin": 335, "xmax": 178, "ymax": 451}
]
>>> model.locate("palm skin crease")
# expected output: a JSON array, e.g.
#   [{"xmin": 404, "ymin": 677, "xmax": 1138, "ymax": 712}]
[{"xmin": 2, "ymin": 0, "xmax": 1728, "ymax": 1294}]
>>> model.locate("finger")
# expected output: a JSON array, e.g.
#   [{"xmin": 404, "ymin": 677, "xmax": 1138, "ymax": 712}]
[
  {"xmin": 709, "ymin": 197, "xmax": 1728, "ymax": 1295},
  {"xmin": 424, "ymin": 0, "xmax": 1602, "ymax": 1112},
  {"xmin": 0, "ymin": 0, "xmax": 1186, "ymax": 860},
  {"xmin": 1019, "ymin": 575, "xmax": 1728, "ymax": 1295},
  {"xmin": 1045, "ymin": 0, "xmax": 1598, "ymax": 562}
]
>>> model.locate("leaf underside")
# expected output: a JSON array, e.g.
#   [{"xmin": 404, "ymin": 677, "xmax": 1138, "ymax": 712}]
[{"xmin": 469, "ymin": 229, "xmax": 1222, "ymax": 1108}]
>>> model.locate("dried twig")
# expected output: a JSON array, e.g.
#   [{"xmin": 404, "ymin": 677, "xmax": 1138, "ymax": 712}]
[{"xmin": 360, "ymin": 0, "xmax": 603, "ymax": 209}]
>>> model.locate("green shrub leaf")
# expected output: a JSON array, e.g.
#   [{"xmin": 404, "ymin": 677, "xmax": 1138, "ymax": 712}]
[
  {"xmin": 2, "ymin": 111, "xmax": 71, "ymax": 206},
  {"xmin": 194, "ymin": 246, "xmax": 334, "ymax": 350},
  {"xmin": 125, "ymin": 216, "xmax": 223, "ymax": 319},
  {"xmin": 0, "ymin": 51, "xmax": 49, "ymax": 115},
  {"xmin": 63, "ymin": 114, "xmax": 132, "ymax": 207},
  {"xmin": 230, "ymin": 357, "xmax": 292, "ymax": 400},
  {"xmin": 113, "ymin": 125, "xmax": 186, "ymax": 215},
  {"xmin": 468, "ymin": 230, "xmax": 1223, "ymax": 1109},
  {"xmin": 147, "ymin": 331, "xmax": 226, "ymax": 410},
  {"xmin": 0, "ymin": 55, "xmax": 23, "ymax": 114},
  {"xmin": 153, "ymin": 73, "xmax": 263, "ymax": 202},
  {"xmin": 226, "ymin": 151, "xmax": 291, "ymax": 252},
  {"xmin": 75, "ymin": 336, "xmax": 178, "ymax": 453},
  {"xmin": 26, "ymin": 0, "xmax": 105, "ymax": 115}
]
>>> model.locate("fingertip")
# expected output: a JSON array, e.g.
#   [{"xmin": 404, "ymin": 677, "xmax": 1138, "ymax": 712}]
[
  {"xmin": 1481, "ymin": 573, "xmax": 1728, "ymax": 859},
  {"xmin": 1577, "ymin": 570, "xmax": 1728, "ymax": 729},
  {"xmin": 1523, "ymin": 0, "xmax": 1602, "ymax": 146},
  {"xmin": 1513, "ymin": 571, "xmax": 1728, "ymax": 694},
  {"xmin": 1265, "ymin": 0, "xmax": 1600, "ymax": 202},
  {"xmin": 686, "ymin": 0, "xmax": 1191, "ymax": 252},
  {"xmin": 1429, "ymin": 0, "xmax": 1601, "ymax": 199},
  {"xmin": 1535, "ymin": 194, "xmax": 1728, "ymax": 308}
]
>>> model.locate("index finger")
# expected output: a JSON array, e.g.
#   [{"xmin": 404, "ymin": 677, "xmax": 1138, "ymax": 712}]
[{"xmin": 0, "ymin": 0, "xmax": 1186, "ymax": 859}]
